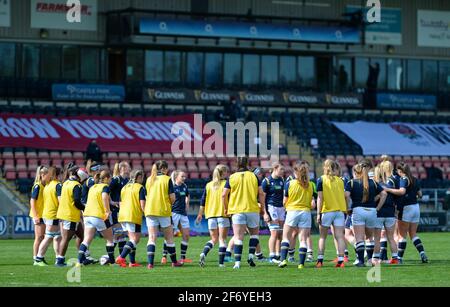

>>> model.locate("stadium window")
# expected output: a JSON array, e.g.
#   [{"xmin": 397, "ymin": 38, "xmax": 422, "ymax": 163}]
[
  {"xmin": 205, "ymin": 53, "xmax": 223, "ymax": 87},
  {"xmin": 145, "ymin": 50, "xmax": 163, "ymax": 83},
  {"xmin": 126, "ymin": 49, "xmax": 144, "ymax": 81},
  {"xmin": 406, "ymin": 59, "xmax": 422, "ymax": 91},
  {"xmin": 0, "ymin": 43, "xmax": 16, "ymax": 78},
  {"xmin": 354, "ymin": 57, "xmax": 369, "ymax": 89},
  {"xmin": 387, "ymin": 58, "xmax": 403, "ymax": 91},
  {"xmin": 164, "ymin": 51, "xmax": 182, "ymax": 84},
  {"xmin": 335, "ymin": 58, "xmax": 352, "ymax": 93},
  {"xmin": 317, "ymin": 57, "xmax": 331, "ymax": 92},
  {"xmin": 41, "ymin": 45, "xmax": 61, "ymax": 80},
  {"xmin": 186, "ymin": 52, "xmax": 204, "ymax": 86},
  {"xmin": 223, "ymin": 53, "xmax": 241, "ymax": 86},
  {"xmin": 243, "ymin": 54, "xmax": 260, "ymax": 86},
  {"xmin": 370, "ymin": 58, "xmax": 386, "ymax": 90},
  {"xmin": 22, "ymin": 44, "xmax": 40, "ymax": 79},
  {"xmin": 261, "ymin": 55, "xmax": 278, "ymax": 86},
  {"xmin": 279, "ymin": 56, "xmax": 296, "ymax": 87},
  {"xmin": 81, "ymin": 48, "xmax": 100, "ymax": 81},
  {"xmin": 298, "ymin": 56, "xmax": 316, "ymax": 89},
  {"xmin": 422, "ymin": 60, "xmax": 438, "ymax": 92},
  {"xmin": 439, "ymin": 61, "xmax": 450, "ymax": 92},
  {"xmin": 62, "ymin": 45, "xmax": 80, "ymax": 80}
]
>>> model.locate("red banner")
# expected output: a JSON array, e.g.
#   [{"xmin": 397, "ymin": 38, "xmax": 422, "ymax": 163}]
[{"xmin": 0, "ymin": 113, "xmax": 210, "ymax": 153}]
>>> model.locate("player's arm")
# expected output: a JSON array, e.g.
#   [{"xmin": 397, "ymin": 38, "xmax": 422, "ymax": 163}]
[
  {"xmin": 168, "ymin": 179, "xmax": 175, "ymax": 205},
  {"xmin": 139, "ymin": 187, "xmax": 146, "ymax": 212},
  {"xmin": 30, "ymin": 184, "xmax": 40, "ymax": 223},
  {"xmin": 102, "ymin": 186, "xmax": 111, "ymax": 220}
]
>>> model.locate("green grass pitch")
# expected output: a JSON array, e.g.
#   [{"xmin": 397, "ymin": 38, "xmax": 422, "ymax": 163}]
[{"xmin": 0, "ymin": 233, "xmax": 449, "ymax": 287}]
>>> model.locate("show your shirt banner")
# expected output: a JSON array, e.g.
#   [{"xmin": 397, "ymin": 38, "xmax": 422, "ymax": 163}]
[
  {"xmin": 333, "ymin": 121, "xmax": 450, "ymax": 156},
  {"xmin": 140, "ymin": 18, "xmax": 360, "ymax": 44},
  {"xmin": 31, "ymin": 0, "xmax": 97, "ymax": 31},
  {"xmin": 346, "ymin": 6, "xmax": 402, "ymax": 45},
  {"xmin": 0, "ymin": 113, "xmax": 217, "ymax": 153},
  {"xmin": 418, "ymin": 10, "xmax": 450, "ymax": 48}
]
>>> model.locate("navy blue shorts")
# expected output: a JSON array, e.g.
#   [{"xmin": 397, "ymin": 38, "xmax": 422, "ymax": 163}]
[{"xmin": 111, "ymin": 207, "xmax": 119, "ymax": 225}]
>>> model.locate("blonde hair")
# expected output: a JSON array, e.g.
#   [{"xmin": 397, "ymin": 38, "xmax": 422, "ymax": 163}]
[
  {"xmin": 373, "ymin": 165, "xmax": 382, "ymax": 183},
  {"xmin": 34, "ymin": 166, "xmax": 49, "ymax": 185},
  {"xmin": 353, "ymin": 163, "xmax": 369, "ymax": 203},
  {"xmin": 293, "ymin": 162, "xmax": 309, "ymax": 189},
  {"xmin": 212, "ymin": 164, "xmax": 229, "ymax": 190},
  {"xmin": 171, "ymin": 170, "xmax": 184, "ymax": 184},
  {"xmin": 113, "ymin": 161, "xmax": 130, "ymax": 177},
  {"xmin": 47, "ymin": 166, "xmax": 61, "ymax": 182},
  {"xmin": 323, "ymin": 159, "xmax": 335, "ymax": 180},
  {"xmin": 379, "ymin": 160, "xmax": 394, "ymax": 184},
  {"xmin": 148, "ymin": 160, "xmax": 168, "ymax": 189},
  {"xmin": 94, "ymin": 170, "xmax": 111, "ymax": 184},
  {"xmin": 333, "ymin": 160, "xmax": 342, "ymax": 177},
  {"xmin": 380, "ymin": 155, "xmax": 391, "ymax": 163}
]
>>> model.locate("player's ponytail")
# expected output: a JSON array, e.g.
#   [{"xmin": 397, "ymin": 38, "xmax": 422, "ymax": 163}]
[
  {"xmin": 379, "ymin": 160, "xmax": 393, "ymax": 184},
  {"xmin": 129, "ymin": 169, "xmax": 144, "ymax": 184},
  {"xmin": 94, "ymin": 170, "xmax": 111, "ymax": 184},
  {"xmin": 396, "ymin": 162, "xmax": 415, "ymax": 188},
  {"xmin": 354, "ymin": 164, "xmax": 370, "ymax": 203},
  {"xmin": 373, "ymin": 165, "xmax": 382, "ymax": 183},
  {"xmin": 113, "ymin": 162, "xmax": 120, "ymax": 177},
  {"xmin": 294, "ymin": 162, "xmax": 309, "ymax": 189},
  {"xmin": 47, "ymin": 166, "xmax": 61, "ymax": 182},
  {"xmin": 148, "ymin": 160, "xmax": 169, "ymax": 189},
  {"xmin": 236, "ymin": 156, "xmax": 249, "ymax": 172},
  {"xmin": 332, "ymin": 160, "xmax": 341, "ymax": 177},
  {"xmin": 212, "ymin": 164, "xmax": 228, "ymax": 190},
  {"xmin": 86, "ymin": 159, "xmax": 92, "ymax": 175}
]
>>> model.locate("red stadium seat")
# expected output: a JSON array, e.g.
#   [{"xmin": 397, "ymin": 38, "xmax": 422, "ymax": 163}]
[
  {"xmin": 29, "ymin": 171, "xmax": 36, "ymax": 179},
  {"xmin": 26, "ymin": 151, "xmax": 38, "ymax": 159},
  {"xmin": 175, "ymin": 160, "xmax": 187, "ymax": 171},
  {"xmin": 412, "ymin": 156, "xmax": 422, "ymax": 163},
  {"xmin": 419, "ymin": 172, "xmax": 427, "ymax": 180},
  {"xmin": 16, "ymin": 160, "xmax": 27, "ymax": 171},
  {"xmin": 163, "ymin": 153, "xmax": 173, "ymax": 160},
  {"xmin": 28, "ymin": 159, "xmax": 38, "ymax": 171},
  {"xmin": 61, "ymin": 152, "xmax": 73, "ymax": 159},
  {"xmin": 326, "ymin": 155, "xmax": 335, "ymax": 160},
  {"xmin": 141, "ymin": 152, "xmax": 151, "ymax": 161},
  {"xmin": 50, "ymin": 151, "xmax": 61, "ymax": 159},
  {"xmin": 38, "ymin": 151, "xmax": 49, "ymax": 159},
  {"xmin": 198, "ymin": 161, "xmax": 209, "ymax": 172},
  {"xmin": 18, "ymin": 171, "xmax": 28, "ymax": 179},
  {"xmin": 52, "ymin": 159, "xmax": 63, "ymax": 167},
  {"xmin": 200, "ymin": 172, "xmax": 210, "ymax": 179},
  {"xmin": 166, "ymin": 160, "xmax": 176, "ymax": 170},
  {"xmin": 2, "ymin": 151, "xmax": 13, "ymax": 159},
  {"xmin": 73, "ymin": 152, "xmax": 84, "ymax": 159},
  {"xmin": 15, "ymin": 151, "xmax": 25, "ymax": 159},
  {"xmin": 131, "ymin": 162, "xmax": 143, "ymax": 170},
  {"xmin": 152, "ymin": 153, "xmax": 162, "ymax": 159},
  {"xmin": 189, "ymin": 172, "xmax": 200, "ymax": 179},
  {"xmin": 40, "ymin": 159, "xmax": 50, "ymax": 166},
  {"xmin": 4, "ymin": 159, "xmax": 14, "ymax": 172},
  {"xmin": 118, "ymin": 152, "xmax": 129, "ymax": 160},
  {"xmin": 6, "ymin": 171, "xmax": 17, "ymax": 180},
  {"xmin": 129, "ymin": 153, "xmax": 141, "ymax": 160}
]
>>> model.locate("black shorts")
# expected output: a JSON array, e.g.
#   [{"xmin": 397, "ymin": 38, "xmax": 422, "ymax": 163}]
[{"xmin": 111, "ymin": 208, "xmax": 119, "ymax": 225}]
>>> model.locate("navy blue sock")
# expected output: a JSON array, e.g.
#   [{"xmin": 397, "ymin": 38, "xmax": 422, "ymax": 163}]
[
  {"xmin": 106, "ymin": 245, "xmax": 115, "ymax": 263},
  {"xmin": 118, "ymin": 241, "xmax": 126, "ymax": 255},
  {"xmin": 366, "ymin": 242, "xmax": 374, "ymax": 260},
  {"xmin": 280, "ymin": 241, "xmax": 290, "ymax": 261},
  {"xmin": 120, "ymin": 241, "xmax": 134, "ymax": 259},
  {"xmin": 398, "ymin": 240, "xmax": 407, "ymax": 259},
  {"xmin": 181, "ymin": 241, "xmax": 188, "ymax": 259},
  {"xmin": 163, "ymin": 241, "xmax": 168, "ymax": 257},
  {"xmin": 78, "ymin": 243, "xmax": 88, "ymax": 264},
  {"xmin": 288, "ymin": 248, "xmax": 295, "ymax": 258},
  {"xmin": 356, "ymin": 241, "xmax": 365, "ymax": 264},
  {"xmin": 202, "ymin": 241, "xmax": 214, "ymax": 257},
  {"xmin": 299, "ymin": 247, "xmax": 307, "ymax": 265},
  {"xmin": 225, "ymin": 250, "xmax": 232, "ymax": 258},
  {"xmin": 219, "ymin": 246, "xmax": 227, "ymax": 265},
  {"xmin": 380, "ymin": 240, "xmax": 388, "ymax": 260},
  {"xmin": 234, "ymin": 243, "xmax": 243, "ymax": 262},
  {"xmin": 147, "ymin": 244, "xmax": 155, "ymax": 265},
  {"xmin": 167, "ymin": 244, "xmax": 178, "ymax": 263},
  {"xmin": 129, "ymin": 247, "xmax": 136, "ymax": 264},
  {"xmin": 413, "ymin": 237, "xmax": 425, "ymax": 254},
  {"xmin": 249, "ymin": 237, "xmax": 259, "ymax": 256},
  {"xmin": 344, "ymin": 249, "xmax": 349, "ymax": 257}
]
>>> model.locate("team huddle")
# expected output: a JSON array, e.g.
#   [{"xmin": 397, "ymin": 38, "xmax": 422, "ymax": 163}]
[{"xmin": 29, "ymin": 155, "xmax": 428, "ymax": 270}]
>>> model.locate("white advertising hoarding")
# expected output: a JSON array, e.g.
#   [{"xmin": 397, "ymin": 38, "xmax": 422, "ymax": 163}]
[
  {"xmin": 31, "ymin": 0, "xmax": 97, "ymax": 31},
  {"xmin": 418, "ymin": 10, "xmax": 450, "ymax": 48}
]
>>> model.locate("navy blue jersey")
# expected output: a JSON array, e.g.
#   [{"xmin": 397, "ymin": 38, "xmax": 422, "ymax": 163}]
[
  {"xmin": 399, "ymin": 176, "xmax": 420, "ymax": 206},
  {"xmin": 109, "ymin": 176, "xmax": 129, "ymax": 203},
  {"xmin": 31, "ymin": 184, "xmax": 40, "ymax": 200},
  {"xmin": 172, "ymin": 183, "xmax": 189, "ymax": 215},
  {"xmin": 345, "ymin": 179, "xmax": 384, "ymax": 209},
  {"xmin": 81, "ymin": 177, "xmax": 95, "ymax": 205},
  {"xmin": 378, "ymin": 176, "xmax": 396, "ymax": 218},
  {"xmin": 261, "ymin": 175, "xmax": 284, "ymax": 208}
]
